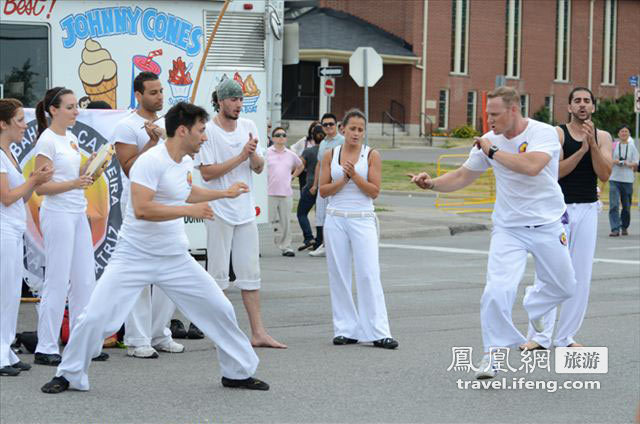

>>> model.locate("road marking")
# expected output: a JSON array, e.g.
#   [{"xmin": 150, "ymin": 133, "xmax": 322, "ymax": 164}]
[
  {"xmin": 607, "ymin": 246, "xmax": 640, "ymax": 250},
  {"xmin": 380, "ymin": 243, "xmax": 640, "ymax": 266}
]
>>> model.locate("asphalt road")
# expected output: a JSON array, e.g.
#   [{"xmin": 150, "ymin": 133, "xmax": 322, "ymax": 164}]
[{"xmin": 1, "ymin": 213, "xmax": 638, "ymax": 424}]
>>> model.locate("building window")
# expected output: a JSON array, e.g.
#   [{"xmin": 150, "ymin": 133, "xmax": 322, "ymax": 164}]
[
  {"xmin": 438, "ymin": 89, "xmax": 449, "ymax": 130},
  {"xmin": 602, "ymin": 0, "xmax": 617, "ymax": 85},
  {"xmin": 467, "ymin": 91, "xmax": 477, "ymax": 128},
  {"xmin": 504, "ymin": 0, "xmax": 522, "ymax": 78},
  {"xmin": 450, "ymin": 0, "xmax": 469, "ymax": 75},
  {"xmin": 555, "ymin": 0, "xmax": 570, "ymax": 82},
  {"xmin": 520, "ymin": 94, "xmax": 529, "ymax": 117},
  {"xmin": 545, "ymin": 95, "xmax": 554, "ymax": 123}
]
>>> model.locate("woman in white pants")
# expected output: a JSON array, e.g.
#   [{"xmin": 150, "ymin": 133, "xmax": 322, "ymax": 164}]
[
  {"xmin": 32, "ymin": 88, "xmax": 98, "ymax": 366},
  {"xmin": 0, "ymin": 99, "xmax": 53, "ymax": 376},
  {"xmin": 319, "ymin": 109, "xmax": 398, "ymax": 349}
]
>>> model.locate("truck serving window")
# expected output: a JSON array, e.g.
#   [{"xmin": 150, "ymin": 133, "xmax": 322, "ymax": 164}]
[{"xmin": 0, "ymin": 24, "xmax": 49, "ymax": 107}]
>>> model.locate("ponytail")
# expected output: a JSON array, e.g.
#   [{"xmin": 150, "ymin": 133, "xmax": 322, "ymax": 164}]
[{"xmin": 36, "ymin": 87, "xmax": 74, "ymax": 138}]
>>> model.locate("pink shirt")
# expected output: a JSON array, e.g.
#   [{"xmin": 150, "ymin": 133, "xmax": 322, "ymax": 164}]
[{"xmin": 266, "ymin": 146, "xmax": 302, "ymax": 196}]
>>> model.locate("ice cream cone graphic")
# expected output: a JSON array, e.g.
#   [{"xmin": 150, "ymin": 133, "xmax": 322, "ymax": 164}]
[{"xmin": 78, "ymin": 39, "xmax": 118, "ymax": 109}]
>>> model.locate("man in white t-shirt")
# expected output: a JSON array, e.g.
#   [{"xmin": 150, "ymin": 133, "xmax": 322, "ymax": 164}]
[
  {"xmin": 195, "ymin": 79, "xmax": 286, "ymax": 349},
  {"xmin": 409, "ymin": 87, "xmax": 576, "ymax": 380},
  {"xmin": 113, "ymin": 71, "xmax": 183, "ymax": 359},
  {"xmin": 41, "ymin": 102, "xmax": 269, "ymax": 394}
]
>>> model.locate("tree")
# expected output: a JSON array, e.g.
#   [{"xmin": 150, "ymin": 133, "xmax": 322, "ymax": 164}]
[
  {"xmin": 4, "ymin": 59, "xmax": 38, "ymax": 106},
  {"xmin": 592, "ymin": 94, "xmax": 634, "ymax": 135}
]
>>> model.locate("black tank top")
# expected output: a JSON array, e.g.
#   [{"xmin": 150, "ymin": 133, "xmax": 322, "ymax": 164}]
[{"xmin": 558, "ymin": 124, "xmax": 598, "ymax": 203}]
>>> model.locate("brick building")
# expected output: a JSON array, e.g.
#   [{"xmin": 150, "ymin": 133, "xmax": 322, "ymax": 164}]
[{"xmin": 284, "ymin": 0, "xmax": 640, "ymax": 135}]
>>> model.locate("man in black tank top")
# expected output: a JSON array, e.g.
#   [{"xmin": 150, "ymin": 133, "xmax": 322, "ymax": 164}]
[{"xmin": 522, "ymin": 87, "xmax": 612, "ymax": 351}]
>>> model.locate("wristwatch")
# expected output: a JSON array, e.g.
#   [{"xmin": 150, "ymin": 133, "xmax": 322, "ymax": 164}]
[{"xmin": 488, "ymin": 145, "xmax": 499, "ymax": 159}]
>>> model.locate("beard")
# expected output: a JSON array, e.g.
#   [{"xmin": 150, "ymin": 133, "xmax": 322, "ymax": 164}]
[{"xmin": 570, "ymin": 110, "xmax": 591, "ymax": 123}]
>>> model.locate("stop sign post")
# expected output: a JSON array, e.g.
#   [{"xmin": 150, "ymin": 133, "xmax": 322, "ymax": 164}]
[
  {"xmin": 324, "ymin": 78, "xmax": 335, "ymax": 97},
  {"xmin": 349, "ymin": 47, "xmax": 383, "ymax": 144}
]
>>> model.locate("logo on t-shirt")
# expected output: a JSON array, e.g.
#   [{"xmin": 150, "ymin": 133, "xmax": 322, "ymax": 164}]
[
  {"xmin": 518, "ymin": 142, "xmax": 528, "ymax": 153},
  {"xmin": 186, "ymin": 171, "xmax": 192, "ymax": 187},
  {"xmin": 559, "ymin": 232, "xmax": 568, "ymax": 246},
  {"xmin": 70, "ymin": 141, "xmax": 79, "ymax": 152}
]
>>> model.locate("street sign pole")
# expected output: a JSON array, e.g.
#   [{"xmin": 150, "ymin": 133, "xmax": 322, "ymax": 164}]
[
  {"xmin": 363, "ymin": 48, "xmax": 368, "ymax": 145},
  {"xmin": 636, "ymin": 76, "xmax": 640, "ymax": 145}
]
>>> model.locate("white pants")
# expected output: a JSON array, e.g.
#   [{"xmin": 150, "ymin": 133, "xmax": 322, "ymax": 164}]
[
  {"xmin": 268, "ymin": 195, "xmax": 293, "ymax": 251},
  {"xmin": 481, "ymin": 221, "xmax": 576, "ymax": 352},
  {"xmin": 324, "ymin": 213, "xmax": 391, "ymax": 342},
  {"xmin": 56, "ymin": 238, "xmax": 259, "ymax": 391},
  {"xmin": 315, "ymin": 193, "xmax": 328, "ymax": 226},
  {"xmin": 205, "ymin": 218, "xmax": 260, "ymax": 291},
  {"xmin": 527, "ymin": 202, "xmax": 598, "ymax": 347},
  {"xmin": 1, "ymin": 227, "xmax": 23, "ymax": 367},
  {"xmin": 120, "ymin": 198, "xmax": 175, "ymax": 347},
  {"xmin": 36, "ymin": 209, "xmax": 96, "ymax": 355}
]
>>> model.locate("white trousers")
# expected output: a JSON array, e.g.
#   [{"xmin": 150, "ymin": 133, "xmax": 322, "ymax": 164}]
[
  {"xmin": 324, "ymin": 213, "xmax": 391, "ymax": 342},
  {"xmin": 1, "ymin": 227, "xmax": 23, "ymax": 367},
  {"xmin": 205, "ymin": 218, "xmax": 260, "ymax": 291},
  {"xmin": 120, "ymin": 199, "xmax": 175, "ymax": 347},
  {"xmin": 481, "ymin": 221, "xmax": 576, "ymax": 352},
  {"xmin": 527, "ymin": 202, "xmax": 598, "ymax": 347},
  {"xmin": 268, "ymin": 195, "xmax": 293, "ymax": 251},
  {"xmin": 315, "ymin": 193, "xmax": 328, "ymax": 226},
  {"xmin": 56, "ymin": 239, "xmax": 259, "ymax": 391},
  {"xmin": 36, "ymin": 209, "xmax": 95, "ymax": 355}
]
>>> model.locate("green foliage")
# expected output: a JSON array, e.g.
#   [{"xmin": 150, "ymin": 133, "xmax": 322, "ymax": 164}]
[
  {"xmin": 450, "ymin": 125, "xmax": 480, "ymax": 139},
  {"xmin": 592, "ymin": 94, "xmax": 634, "ymax": 135},
  {"xmin": 533, "ymin": 106, "xmax": 552, "ymax": 124},
  {"xmin": 4, "ymin": 59, "xmax": 38, "ymax": 106}
]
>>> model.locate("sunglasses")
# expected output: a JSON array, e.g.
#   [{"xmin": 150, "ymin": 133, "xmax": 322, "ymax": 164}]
[
  {"xmin": 322, "ymin": 122, "xmax": 335, "ymax": 127},
  {"xmin": 273, "ymin": 132, "xmax": 287, "ymax": 138}
]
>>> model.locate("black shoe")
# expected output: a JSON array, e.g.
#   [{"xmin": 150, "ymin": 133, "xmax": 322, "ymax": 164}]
[
  {"xmin": 221, "ymin": 376, "xmax": 269, "ymax": 391},
  {"xmin": 187, "ymin": 323, "xmax": 204, "ymax": 339},
  {"xmin": 282, "ymin": 250, "xmax": 295, "ymax": 257},
  {"xmin": 92, "ymin": 352, "xmax": 109, "ymax": 362},
  {"xmin": 372, "ymin": 337, "xmax": 399, "ymax": 349},
  {"xmin": 12, "ymin": 361, "xmax": 31, "ymax": 371},
  {"xmin": 41, "ymin": 376, "xmax": 70, "ymax": 394},
  {"xmin": 298, "ymin": 240, "xmax": 314, "ymax": 251},
  {"xmin": 170, "ymin": 319, "xmax": 188, "ymax": 339},
  {"xmin": 34, "ymin": 353, "xmax": 62, "ymax": 366},
  {"xmin": 333, "ymin": 336, "xmax": 358, "ymax": 345},
  {"xmin": 0, "ymin": 366, "xmax": 21, "ymax": 376}
]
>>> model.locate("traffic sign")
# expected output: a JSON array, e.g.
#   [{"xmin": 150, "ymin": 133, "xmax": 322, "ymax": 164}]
[
  {"xmin": 629, "ymin": 75, "xmax": 638, "ymax": 87},
  {"xmin": 318, "ymin": 66, "xmax": 343, "ymax": 78},
  {"xmin": 323, "ymin": 78, "xmax": 335, "ymax": 97},
  {"xmin": 634, "ymin": 87, "xmax": 640, "ymax": 114},
  {"xmin": 349, "ymin": 47, "xmax": 383, "ymax": 88}
]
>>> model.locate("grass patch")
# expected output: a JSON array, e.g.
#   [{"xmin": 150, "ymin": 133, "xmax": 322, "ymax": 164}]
[{"xmin": 381, "ymin": 160, "xmax": 451, "ymax": 191}]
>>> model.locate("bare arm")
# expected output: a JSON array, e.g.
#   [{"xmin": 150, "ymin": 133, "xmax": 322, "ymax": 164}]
[
  {"xmin": 475, "ymin": 137, "xmax": 550, "ymax": 176},
  {"xmin": 199, "ymin": 154, "xmax": 247, "ymax": 181},
  {"xmin": 115, "ymin": 140, "xmax": 158, "ymax": 178},
  {"xmin": 347, "ymin": 149, "xmax": 381, "ymax": 199},
  {"xmin": 409, "ymin": 166, "xmax": 484, "ymax": 193},
  {"xmin": 249, "ymin": 151, "xmax": 264, "ymax": 174},
  {"xmin": 310, "ymin": 161, "xmax": 321, "ymax": 195},
  {"xmin": 186, "ymin": 182, "xmax": 249, "ymax": 204},
  {"xmin": 131, "ymin": 182, "xmax": 213, "ymax": 222},
  {"xmin": 34, "ymin": 155, "xmax": 93, "ymax": 196},
  {"xmin": 590, "ymin": 128, "xmax": 613, "ymax": 182},
  {"xmin": 319, "ymin": 150, "xmax": 348, "ymax": 198}
]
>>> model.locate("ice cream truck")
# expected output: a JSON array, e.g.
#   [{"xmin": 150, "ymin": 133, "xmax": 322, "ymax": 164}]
[{"xmin": 0, "ymin": 0, "xmax": 286, "ymax": 282}]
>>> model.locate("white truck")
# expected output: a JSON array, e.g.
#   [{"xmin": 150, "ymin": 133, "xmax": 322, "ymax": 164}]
[{"xmin": 1, "ymin": 0, "xmax": 287, "ymax": 281}]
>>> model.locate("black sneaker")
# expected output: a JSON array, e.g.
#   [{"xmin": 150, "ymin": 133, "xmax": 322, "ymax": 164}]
[
  {"xmin": 170, "ymin": 319, "xmax": 188, "ymax": 339},
  {"xmin": 41, "ymin": 376, "xmax": 70, "ymax": 394},
  {"xmin": 372, "ymin": 337, "xmax": 399, "ymax": 349},
  {"xmin": 332, "ymin": 336, "xmax": 358, "ymax": 345},
  {"xmin": 12, "ymin": 361, "xmax": 31, "ymax": 371},
  {"xmin": 0, "ymin": 366, "xmax": 21, "ymax": 376},
  {"xmin": 91, "ymin": 352, "xmax": 110, "ymax": 361},
  {"xmin": 187, "ymin": 323, "xmax": 204, "ymax": 339},
  {"xmin": 34, "ymin": 353, "xmax": 62, "ymax": 366},
  {"xmin": 221, "ymin": 376, "xmax": 269, "ymax": 391},
  {"xmin": 298, "ymin": 240, "xmax": 315, "ymax": 251}
]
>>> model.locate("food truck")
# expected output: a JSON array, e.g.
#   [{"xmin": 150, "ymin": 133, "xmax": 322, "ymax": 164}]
[{"xmin": 0, "ymin": 0, "xmax": 286, "ymax": 283}]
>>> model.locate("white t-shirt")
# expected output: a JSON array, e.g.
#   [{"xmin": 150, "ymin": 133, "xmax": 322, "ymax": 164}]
[
  {"xmin": 118, "ymin": 144, "xmax": 192, "ymax": 256},
  {"xmin": 0, "ymin": 149, "xmax": 27, "ymax": 232},
  {"xmin": 34, "ymin": 128, "xmax": 86, "ymax": 213},
  {"xmin": 463, "ymin": 119, "xmax": 566, "ymax": 227},
  {"xmin": 112, "ymin": 112, "xmax": 166, "ymax": 213},
  {"xmin": 195, "ymin": 118, "xmax": 263, "ymax": 225}
]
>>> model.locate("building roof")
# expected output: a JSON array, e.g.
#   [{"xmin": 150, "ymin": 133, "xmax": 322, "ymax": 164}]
[{"xmin": 287, "ymin": 7, "xmax": 418, "ymax": 64}]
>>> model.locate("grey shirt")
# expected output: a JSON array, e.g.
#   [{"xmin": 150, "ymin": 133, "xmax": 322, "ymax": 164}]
[{"xmin": 611, "ymin": 139, "xmax": 638, "ymax": 183}]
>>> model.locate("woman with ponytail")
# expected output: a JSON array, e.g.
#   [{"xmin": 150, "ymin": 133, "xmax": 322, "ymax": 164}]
[
  {"xmin": 0, "ymin": 99, "xmax": 53, "ymax": 376},
  {"xmin": 32, "ymin": 87, "xmax": 100, "ymax": 366}
]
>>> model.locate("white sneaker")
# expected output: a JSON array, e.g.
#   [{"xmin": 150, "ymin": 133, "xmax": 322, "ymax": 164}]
[
  {"xmin": 127, "ymin": 345, "xmax": 159, "ymax": 358},
  {"xmin": 154, "ymin": 340, "xmax": 185, "ymax": 353},
  {"xmin": 308, "ymin": 244, "xmax": 326, "ymax": 257},
  {"xmin": 474, "ymin": 355, "xmax": 497, "ymax": 380}
]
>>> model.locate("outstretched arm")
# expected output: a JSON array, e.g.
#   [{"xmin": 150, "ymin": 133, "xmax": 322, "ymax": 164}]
[{"xmin": 409, "ymin": 166, "xmax": 483, "ymax": 193}]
